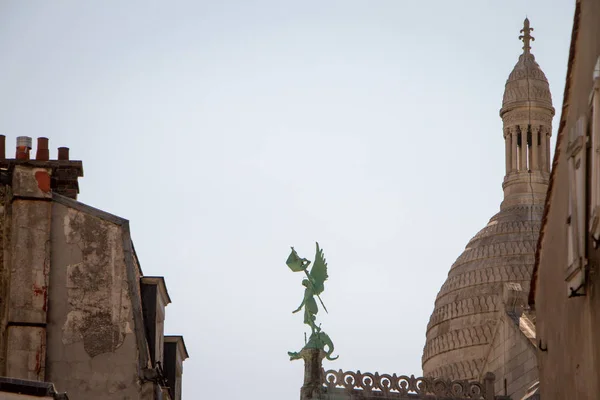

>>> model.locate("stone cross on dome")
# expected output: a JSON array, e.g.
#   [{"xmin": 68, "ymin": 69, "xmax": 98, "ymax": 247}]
[{"xmin": 519, "ymin": 17, "xmax": 535, "ymax": 54}]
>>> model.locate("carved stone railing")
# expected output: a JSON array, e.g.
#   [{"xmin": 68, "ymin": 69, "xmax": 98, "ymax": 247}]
[
  {"xmin": 298, "ymin": 349, "xmax": 510, "ymax": 400},
  {"xmin": 320, "ymin": 369, "xmax": 508, "ymax": 400}
]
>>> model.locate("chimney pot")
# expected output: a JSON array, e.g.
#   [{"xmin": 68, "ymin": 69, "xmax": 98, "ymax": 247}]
[
  {"xmin": 16, "ymin": 136, "xmax": 32, "ymax": 160},
  {"xmin": 57, "ymin": 147, "xmax": 69, "ymax": 161},
  {"xmin": 36, "ymin": 137, "xmax": 49, "ymax": 161},
  {"xmin": 16, "ymin": 136, "xmax": 32, "ymax": 149}
]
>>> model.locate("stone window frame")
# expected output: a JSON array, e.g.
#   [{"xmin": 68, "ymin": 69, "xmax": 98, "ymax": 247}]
[
  {"xmin": 588, "ymin": 56, "xmax": 600, "ymax": 243},
  {"xmin": 566, "ymin": 114, "xmax": 588, "ymax": 296}
]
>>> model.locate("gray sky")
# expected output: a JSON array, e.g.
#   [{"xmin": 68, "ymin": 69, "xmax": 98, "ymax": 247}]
[{"xmin": 0, "ymin": 1, "xmax": 574, "ymax": 398}]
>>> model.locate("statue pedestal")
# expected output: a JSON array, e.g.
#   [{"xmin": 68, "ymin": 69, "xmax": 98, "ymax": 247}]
[{"xmin": 300, "ymin": 348, "xmax": 326, "ymax": 400}]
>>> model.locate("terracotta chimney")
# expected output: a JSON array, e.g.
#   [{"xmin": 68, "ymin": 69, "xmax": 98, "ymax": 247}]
[
  {"xmin": 36, "ymin": 137, "xmax": 49, "ymax": 161},
  {"xmin": 0, "ymin": 135, "xmax": 5, "ymax": 161},
  {"xmin": 57, "ymin": 147, "xmax": 69, "ymax": 161},
  {"xmin": 16, "ymin": 136, "xmax": 32, "ymax": 160}
]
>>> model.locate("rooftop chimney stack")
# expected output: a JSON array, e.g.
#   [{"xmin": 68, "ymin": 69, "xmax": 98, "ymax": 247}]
[
  {"xmin": 36, "ymin": 137, "xmax": 49, "ymax": 161},
  {"xmin": 0, "ymin": 136, "xmax": 83, "ymax": 199},
  {"xmin": 57, "ymin": 147, "xmax": 69, "ymax": 161},
  {"xmin": 16, "ymin": 136, "xmax": 32, "ymax": 160}
]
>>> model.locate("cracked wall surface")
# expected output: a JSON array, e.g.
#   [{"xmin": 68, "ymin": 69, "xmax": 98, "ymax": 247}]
[{"xmin": 45, "ymin": 202, "xmax": 143, "ymax": 399}]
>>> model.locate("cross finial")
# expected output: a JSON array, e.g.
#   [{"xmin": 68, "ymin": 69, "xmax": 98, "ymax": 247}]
[{"xmin": 519, "ymin": 17, "xmax": 535, "ymax": 54}]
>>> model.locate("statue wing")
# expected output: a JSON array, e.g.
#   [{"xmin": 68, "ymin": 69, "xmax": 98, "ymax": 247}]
[{"xmin": 309, "ymin": 242, "xmax": 328, "ymax": 295}]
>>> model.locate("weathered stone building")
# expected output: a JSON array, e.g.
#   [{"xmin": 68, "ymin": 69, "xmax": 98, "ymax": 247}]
[
  {"xmin": 422, "ymin": 19, "xmax": 552, "ymax": 400},
  {"xmin": 531, "ymin": 0, "xmax": 600, "ymax": 398},
  {"xmin": 0, "ymin": 136, "xmax": 188, "ymax": 399}
]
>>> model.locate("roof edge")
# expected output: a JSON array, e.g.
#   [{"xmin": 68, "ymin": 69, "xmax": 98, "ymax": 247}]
[{"xmin": 52, "ymin": 193, "xmax": 128, "ymax": 226}]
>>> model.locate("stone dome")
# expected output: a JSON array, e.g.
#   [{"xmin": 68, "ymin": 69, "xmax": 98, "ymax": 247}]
[
  {"xmin": 422, "ymin": 18, "xmax": 552, "ymax": 382},
  {"xmin": 501, "ymin": 52, "xmax": 553, "ymax": 116},
  {"xmin": 421, "ymin": 203, "xmax": 543, "ymax": 380}
]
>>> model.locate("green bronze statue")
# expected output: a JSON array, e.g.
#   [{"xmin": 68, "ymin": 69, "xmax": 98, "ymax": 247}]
[{"xmin": 286, "ymin": 243, "xmax": 338, "ymax": 361}]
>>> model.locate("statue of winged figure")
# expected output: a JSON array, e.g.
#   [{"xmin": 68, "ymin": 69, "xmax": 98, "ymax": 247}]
[{"xmin": 286, "ymin": 243, "xmax": 338, "ymax": 361}]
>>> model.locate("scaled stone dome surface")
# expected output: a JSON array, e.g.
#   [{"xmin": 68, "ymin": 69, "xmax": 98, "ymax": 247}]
[
  {"xmin": 421, "ymin": 203, "xmax": 542, "ymax": 380},
  {"xmin": 501, "ymin": 52, "xmax": 553, "ymax": 114},
  {"xmin": 422, "ymin": 21, "xmax": 552, "ymax": 380}
]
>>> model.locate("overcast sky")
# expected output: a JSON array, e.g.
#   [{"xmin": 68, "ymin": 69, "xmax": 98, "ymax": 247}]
[{"xmin": 0, "ymin": 1, "xmax": 574, "ymax": 399}]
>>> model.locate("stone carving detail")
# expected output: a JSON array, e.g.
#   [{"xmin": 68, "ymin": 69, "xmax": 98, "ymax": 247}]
[
  {"xmin": 502, "ymin": 87, "xmax": 552, "ymax": 105},
  {"xmin": 502, "ymin": 111, "xmax": 553, "ymax": 125},
  {"xmin": 451, "ymin": 240, "xmax": 536, "ymax": 266},
  {"xmin": 507, "ymin": 67, "xmax": 547, "ymax": 82},
  {"xmin": 501, "ymin": 53, "xmax": 553, "ymax": 108},
  {"xmin": 439, "ymin": 265, "xmax": 532, "ymax": 298},
  {"xmin": 427, "ymin": 295, "xmax": 501, "ymax": 330},
  {"xmin": 470, "ymin": 219, "xmax": 542, "ymax": 241},
  {"xmin": 422, "ymin": 322, "xmax": 497, "ymax": 363},
  {"xmin": 322, "ymin": 369, "xmax": 487, "ymax": 399},
  {"xmin": 426, "ymin": 359, "xmax": 485, "ymax": 381}
]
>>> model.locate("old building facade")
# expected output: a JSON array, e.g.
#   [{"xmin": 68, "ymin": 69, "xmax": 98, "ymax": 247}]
[
  {"xmin": 532, "ymin": 0, "xmax": 600, "ymax": 398},
  {"xmin": 0, "ymin": 136, "xmax": 187, "ymax": 399},
  {"xmin": 422, "ymin": 19, "xmax": 552, "ymax": 400}
]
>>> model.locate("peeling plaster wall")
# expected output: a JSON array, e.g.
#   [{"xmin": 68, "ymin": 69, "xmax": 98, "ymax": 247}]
[{"xmin": 45, "ymin": 202, "xmax": 143, "ymax": 399}]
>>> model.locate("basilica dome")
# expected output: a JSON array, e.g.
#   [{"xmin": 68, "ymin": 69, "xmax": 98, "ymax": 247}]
[
  {"xmin": 421, "ymin": 203, "xmax": 543, "ymax": 379},
  {"xmin": 422, "ymin": 19, "xmax": 552, "ymax": 382}
]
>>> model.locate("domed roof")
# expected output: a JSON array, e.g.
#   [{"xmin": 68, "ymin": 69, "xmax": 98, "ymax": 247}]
[
  {"xmin": 500, "ymin": 19, "xmax": 553, "ymax": 115},
  {"xmin": 422, "ymin": 203, "xmax": 543, "ymax": 380},
  {"xmin": 501, "ymin": 53, "xmax": 553, "ymax": 113},
  {"xmin": 422, "ymin": 18, "xmax": 551, "ymax": 381}
]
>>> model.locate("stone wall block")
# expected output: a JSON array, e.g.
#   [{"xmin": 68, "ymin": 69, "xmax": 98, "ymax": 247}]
[
  {"xmin": 6, "ymin": 326, "xmax": 46, "ymax": 380},
  {"xmin": 8, "ymin": 200, "xmax": 51, "ymax": 324},
  {"xmin": 11, "ymin": 166, "xmax": 52, "ymax": 199}
]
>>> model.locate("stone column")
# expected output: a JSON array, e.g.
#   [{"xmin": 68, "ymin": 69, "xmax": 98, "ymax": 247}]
[
  {"xmin": 301, "ymin": 349, "xmax": 325, "ymax": 400},
  {"xmin": 519, "ymin": 125, "xmax": 528, "ymax": 171},
  {"xmin": 504, "ymin": 128, "xmax": 512, "ymax": 174},
  {"xmin": 483, "ymin": 372, "xmax": 496, "ymax": 400},
  {"xmin": 531, "ymin": 125, "xmax": 540, "ymax": 171},
  {"xmin": 546, "ymin": 132, "xmax": 552, "ymax": 171},
  {"xmin": 540, "ymin": 127, "xmax": 547, "ymax": 172},
  {"xmin": 511, "ymin": 127, "xmax": 518, "ymax": 172}
]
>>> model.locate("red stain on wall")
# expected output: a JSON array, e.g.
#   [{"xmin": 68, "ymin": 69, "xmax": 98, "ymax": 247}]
[
  {"xmin": 32, "ymin": 283, "xmax": 48, "ymax": 312},
  {"xmin": 35, "ymin": 350, "xmax": 41, "ymax": 375},
  {"xmin": 34, "ymin": 171, "xmax": 51, "ymax": 193},
  {"xmin": 34, "ymin": 328, "xmax": 45, "ymax": 377}
]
